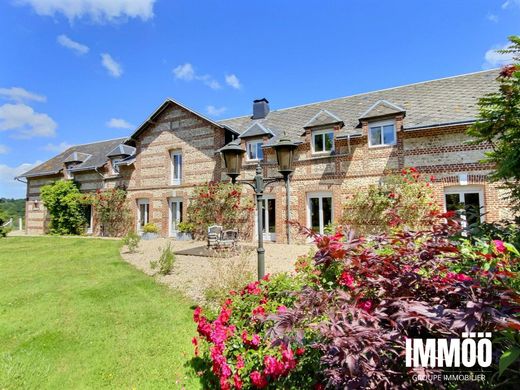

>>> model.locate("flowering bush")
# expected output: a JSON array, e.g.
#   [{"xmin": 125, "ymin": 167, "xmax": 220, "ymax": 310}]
[
  {"xmin": 87, "ymin": 187, "xmax": 131, "ymax": 237},
  {"xmin": 186, "ymin": 182, "xmax": 254, "ymax": 239},
  {"xmin": 191, "ymin": 212, "xmax": 520, "ymax": 388},
  {"xmin": 341, "ymin": 167, "xmax": 439, "ymax": 235}
]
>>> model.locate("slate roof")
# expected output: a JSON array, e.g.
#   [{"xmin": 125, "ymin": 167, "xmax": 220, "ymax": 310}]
[
  {"xmin": 219, "ymin": 69, "xmax": 500, "ymax": 145},
  {"xmin": 303, "ymin": 109, "xmax": 344, "ymax": 129},
  {"xmin": 63, "ymin": 151, "xmax": 92, "ymax": 164},
  {"xmin": 359, "ymin": 100, "xmax": 406, "ymax": 120},
  {"xmin": 19, "ymin": 138, "xmax": 127, "ymax": 178},
  {"xmin": 107, "ymin": 143, "xmax": 136, "ymax": 157},
  {"xmin": 240, "ymin": 122, "xmax": 275, "ymax": 138}
]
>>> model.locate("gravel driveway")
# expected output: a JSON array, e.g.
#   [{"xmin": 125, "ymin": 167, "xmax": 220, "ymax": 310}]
[{"xmin": 120, "ymin": 238, "xmax": 313, "ymax": 304}]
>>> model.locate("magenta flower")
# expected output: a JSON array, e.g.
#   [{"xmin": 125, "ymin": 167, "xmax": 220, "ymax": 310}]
[
  {"xmin": 494, "ymin": 240, "xmax": 507, "ymax": 253},
  {"xmin": 250, "ymin": 371, "xmax": 268, "ymax": 388}
]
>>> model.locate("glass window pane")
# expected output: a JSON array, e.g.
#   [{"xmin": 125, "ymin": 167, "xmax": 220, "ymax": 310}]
[
  {"xmin": 324, "ymin": 132, "xmax": 334, "ymax": 151},
  {"xmin": 268, "ymin": 199, "xmax": 276, "ymax": 233},
  {"xmin": 445, "ymin": 193, "xmax": 461, "ymax": 211},
  {"xmin": 383, "ymin": 125, "xmax": 395, "ymax": 145},
  {"xmin": 256, "ymin": 143, "xmax": 263, "ymax": 160},
  {"xmin": 322, "ymin": 197, "xmax": 332, "ymax": 227},
  {"xmin": 248, "ymin": 144, "xmax": 254, "ymax": 159},
  {"xmin": 370, "ymin": 126, "xmax": 382, "ymax": 145},
  {"xmin": 463, "ymin": 193, "xmax": 481, "ymax": 225},
  {"xmin": 171, "ymin": 202, "xmax": 178, "ymax": 230},
  {"xmin": 314, "ymin": 134, "xmax": 324, "ymax": 152},
  {"xmin": 310, "ymin": 198, "xmax": 320, "ymax": 231}
]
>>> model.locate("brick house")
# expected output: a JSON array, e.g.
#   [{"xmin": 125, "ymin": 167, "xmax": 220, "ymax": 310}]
[{"xmin": 17, "ymin": 69, "xmax": 516, "ymax": 240}]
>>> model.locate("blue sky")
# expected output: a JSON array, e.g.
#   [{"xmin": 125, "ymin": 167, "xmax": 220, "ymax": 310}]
[{"xmin": 0, "ymin": 0, "xmax": 518, "ymax": 198}]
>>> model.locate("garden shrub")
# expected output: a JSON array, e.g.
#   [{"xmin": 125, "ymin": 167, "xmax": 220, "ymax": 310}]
[
  {"xmin": 341, "ymin": 167, "xmax": 438, "ymax": 235},
  {"xmin": 186, "ymin": 181, "xmax": 254, "ymax": 239},
  {"xmin": 191, "ymin": 212, "xmax": 520, "ymax": 389},
  {"xmin": 87, "ymin": 188, "xmax": 131, "ymax": 237},
  {"xmin": 40, "ymin": 180, "xmax": 87, "ymax": 235},
  {"xmin": 150, "ymin": 243, "xmax": 175, "ymax": 275},
  {"xmin": 0, "ymin": 210, "xmax": 9, "ymax": 237},
  {"xmin": 143, "ymin": 223, "xmax": 159, "ymax": 234},
  {"xmin": 122, "ymin": 231, "xmax": 140, "ymax": 253}
]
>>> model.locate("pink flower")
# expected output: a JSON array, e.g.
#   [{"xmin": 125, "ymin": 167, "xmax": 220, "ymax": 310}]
[
  {"xmin": 276, "ymin": 305, "xmax": 287, "ymax": 314},
  {"xmin": 218, "ymin": 307, "xmax": 232, "ymax": 325},
  {"xmin": 357, "ymin": 299, "xmax": 374, "ymax": 313},
  {"xmin": 494, "ymin": 240, "xmax": 507, "ymax": 254},
  {"xmin": 250, "ymin": 371, "xmax": 268, "ymax": 388},
  {"xmin": 252, "ymin": 305, "xmax": 266, "ymax": 317},
  {"xmin": 233, "ymin": 374, "xmax": 243, "ymax": 389},
  {"xmin": 250, "ymin": 334, "xmax": 261, "ymax": 348},
  {"xmin": 236, "ymin": 355, "xmax": 244, "ymax": 369},
  {"xmin": 338, "ymin": 271, "xmax": 355, "ymax": 288},
  {"xmin": 193, "ymin": 306, "xmax": 202, "ymax": 323}
]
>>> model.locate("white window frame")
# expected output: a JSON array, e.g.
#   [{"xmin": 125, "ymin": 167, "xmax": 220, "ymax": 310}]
[
  {"xmin": 306, "ymin": 192, "xmax": 334, "ymax": 235},
  {"xmin": 246, "ymin": 140, "xmax": 264, "ymax": 161},
  {"xmin": 65, "ymin": 163, "xmax": 75, "ymax": 180},
  {"xmin": 170, "ymin": 151, "xmax": 182, "ymax": 185},
  {"xmin": 311, "ymin": 129, "xmax": 335, "ymax": 154},
  {"xmin": 137, "ymin": 199, "xmax": 149, "ymax": 232},
  {"xmin": 111, "ymin": 158, "xmax": 122, "ymax": 175},
  {"xmin": 368, "ymin": 120, "xmax": 397, "ymax": 148},
  {"xmin": 168, "ymin": 197, "xmax": 183, "ymax": 237},
  {"xmin": 443, "ymin": 185, "xmax": 485, "ymax": 226}
]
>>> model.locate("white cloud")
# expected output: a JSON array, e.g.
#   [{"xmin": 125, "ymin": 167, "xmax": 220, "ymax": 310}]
[
  {"xmin": 0, "ymin": 160, "xmax": 43, "ymax": 198},
  {"xmin": 42, "ymin": 141, "xmax": 72, "ymax": 152},
  {"xmin": 225, "ymin": 74, "xmax": 241, "ymax": 89},
  {"xmin": 173, "ymin": 63, "xmax": 221, "ymax": 89},
  {"xmin": 483, "ymin": 43, "xmax": 515, "ymax": 68},
  {"xmin": 106, "ymin": 118, "xmax": 134, "ymax": 129},
  {"xmin": 101, "ymin": 53, "xmax": 123, "ymax": 78},
  {"xmin": 15, "ymin": 0, "xmax": 156, "ymax": 23},
  {"xmin": 206, "ymin": 105, "xmax": 227, "ymax": 117},
  {"xmin": 487, "ymin": 13, "xmax": 499, "ymax": 22},
  {"xmin": 0, "ymin": 145, "xmax": 9, "ymax": 154},
  {"xmin": 173, "ymin": 63, "xmax": 195, "ymax": 81},
  {"xmin": 0, "ymin": 103, "xmax": 57, "ymax": 139},
  {"xmin": 57, "ymin": 34, "xmax": 89, "ymax": 55},
  {"xmin": 502, "ymin": 0, "xmax": 520, "ymax": 9},
  {"xmin": 0, "ymin": 87, "xmax": 46, "ymax": 103}
]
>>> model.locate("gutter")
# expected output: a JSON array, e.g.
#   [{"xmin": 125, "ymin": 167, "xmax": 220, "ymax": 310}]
[{"xmin": 404, "ymin": 119, "xmax": 476, "ymax": 131}]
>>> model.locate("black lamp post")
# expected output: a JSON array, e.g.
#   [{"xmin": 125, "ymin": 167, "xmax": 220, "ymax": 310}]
[{"xmin": 220, "ymin": 135, "xmax": 297, "ymax": 280}]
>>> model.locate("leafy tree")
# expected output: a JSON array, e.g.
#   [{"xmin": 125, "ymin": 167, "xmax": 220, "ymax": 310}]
[
  {"xmin": 468, "ymin": 35, "xmax": 520, "ymax": 216},
  {"xmin": 0, "ymin": 198, "xmax": 25, "ymax": 227},
  {"xmin": 0, "ymin": 210, "xmax": 10, "ymax": 237},
  {"xmin": 40, "ymin": 180, "xmax": 87, "ymax": 235}
]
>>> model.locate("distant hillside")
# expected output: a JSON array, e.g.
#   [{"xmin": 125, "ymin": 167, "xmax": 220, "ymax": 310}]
[{"xmin": 0, "ymin": 198, "xmax": 25, "ymax": 227}]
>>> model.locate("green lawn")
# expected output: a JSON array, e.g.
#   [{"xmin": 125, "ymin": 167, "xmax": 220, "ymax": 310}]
[{"xmin": 0, "ymin": 237, "xmax": 199, "ymax": 389}]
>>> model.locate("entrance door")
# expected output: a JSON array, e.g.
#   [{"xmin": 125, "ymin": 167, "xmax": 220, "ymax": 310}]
[
  {"xmin": 261, "ymin": 197, "xmax": 276, "ymax": 241},
  {"xmin": 84, "ymin": 204, "xmax": 93, "ymax": 234},
  {"xmin": 169, "ymin": 198, "xmax": 183, "ymax": 237},
  {"xmin": 137, "ymin": 199, "xmax": 149, "ymax": 232},
  {"xmin": 444, "ymin": 187, "xmax": 484, "ymax": 227},
  {"xmin": 307, "ymin": 193, "xmax": 333, "ymax": 234}
]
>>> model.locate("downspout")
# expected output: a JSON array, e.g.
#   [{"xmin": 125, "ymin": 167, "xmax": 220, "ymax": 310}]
[
  {"xmin": 347, "ymin": 134, "xmax": 351, "ymax": 154},
  {"xmin": 15, "ymin": 176, "xmax": 27, "ymax": 184}
]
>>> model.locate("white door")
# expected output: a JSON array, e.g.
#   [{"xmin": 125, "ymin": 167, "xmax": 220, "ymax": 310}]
[
  {"xmin": 307, "ymin": 193, "xmax": 333, "ymax": 234},
  {"xmin": 169, "ymin": 198, "xmax": 183, "ymax": 237},
  {"xmin": 261, "ymin": 197, "xmax": 276, "ymax": 241},
  {"xmin": 137, "ymin": 199, "xmax": 149, "ymax": 232},
  {"xmin": 84, "ymin": 204, "xmax": 93, "ymax": 234}
]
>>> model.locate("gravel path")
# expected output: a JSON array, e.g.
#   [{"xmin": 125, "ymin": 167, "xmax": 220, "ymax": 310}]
[{"xmin": 120, "ymin": 239, "xmax": 313, "ymax": 304}]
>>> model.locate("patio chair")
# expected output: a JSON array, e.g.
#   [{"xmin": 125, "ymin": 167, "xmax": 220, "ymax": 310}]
[
  {"xmin": 207, "ymin": 225, "xmax": 223, "ymax": 248},
  {"xmin": 219, "ymin": 229, "xmax": 239, "ymax": 248}
]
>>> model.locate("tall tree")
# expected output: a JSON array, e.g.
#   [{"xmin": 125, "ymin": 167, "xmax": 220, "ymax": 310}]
[{"xmin": 468, "ymin": 36, "xmax": 520, "ymax": 216}]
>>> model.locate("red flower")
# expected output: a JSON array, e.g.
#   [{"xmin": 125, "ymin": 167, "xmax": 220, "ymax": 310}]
[
  {"xmin": 357, "ymin": 299, "xmax": 374, "ymax": 313},
  {"xmin": 430, "ymin": 175, "xmax": 436, "ymax": 182},
  {"xmin": 493, "ymin": 240, "xmax": 507, "ymax": 254},
  {"xmin": 193, "ymin": 307, "xmax": 202, "ymax": 322},
  {"xmin": 250, "ymin": 371, "xmax": 268, "ymax": 388},
  {"xmin": 192, "ymin": 337, "xmax": 199, "ymax": 356},
  {"xmin": 252, "ymin": 305, "xmax": 266, "ymax": 317},
  {"xmin": 440, "ymin": 210, "xmax": 456, "ymax": 218},
  {"xmin": 296, "ymin": 347, "xmax": 305, "ymax": 356},
  {"xmin": 338, "ymin": 271, "xmax": 356, "ymax": 288}
]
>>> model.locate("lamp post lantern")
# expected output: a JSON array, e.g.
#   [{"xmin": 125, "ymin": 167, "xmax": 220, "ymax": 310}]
[{"xmin": 220, "ymin": 135, "xmax": 297, "ymax": 279}]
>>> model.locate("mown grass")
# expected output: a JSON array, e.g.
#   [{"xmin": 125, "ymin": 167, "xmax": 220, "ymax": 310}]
[{"xmin": 0, "ymin": 237, "xmax": 199, "ymax": 389}]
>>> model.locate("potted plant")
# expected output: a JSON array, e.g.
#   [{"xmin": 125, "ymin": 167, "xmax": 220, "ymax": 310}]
[
  {"xmin": 141, "ymin": 222, "xmax": 159, "ymax": 240},
  {"xmin": 176, "ymin": 221, "xmax": 194, "ymax": 241}
]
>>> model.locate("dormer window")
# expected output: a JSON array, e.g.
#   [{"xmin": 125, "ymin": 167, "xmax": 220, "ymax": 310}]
[
  {"xmin": 312, "ymin": 129, "xmax": 334, "ymax": 154},
  {"xmin": 368, "ymin": 120, "xmax": 396, "ymax": 147},
  {"xmin": 111, "ymin": 158, "xmax": 122, "ymax": 175},
  {"xmin": 247, "ymin": 140, "xmax": 263, "ymax": 161}
]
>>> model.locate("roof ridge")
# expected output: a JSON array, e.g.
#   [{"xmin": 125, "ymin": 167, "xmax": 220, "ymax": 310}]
[
  {"xmin": 218, "ymin": 68, "xmax": 499, "ymax": 122},
  {"xmin": 67, "ymin": 136, "xmax": 127, "ymax": 148}
]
